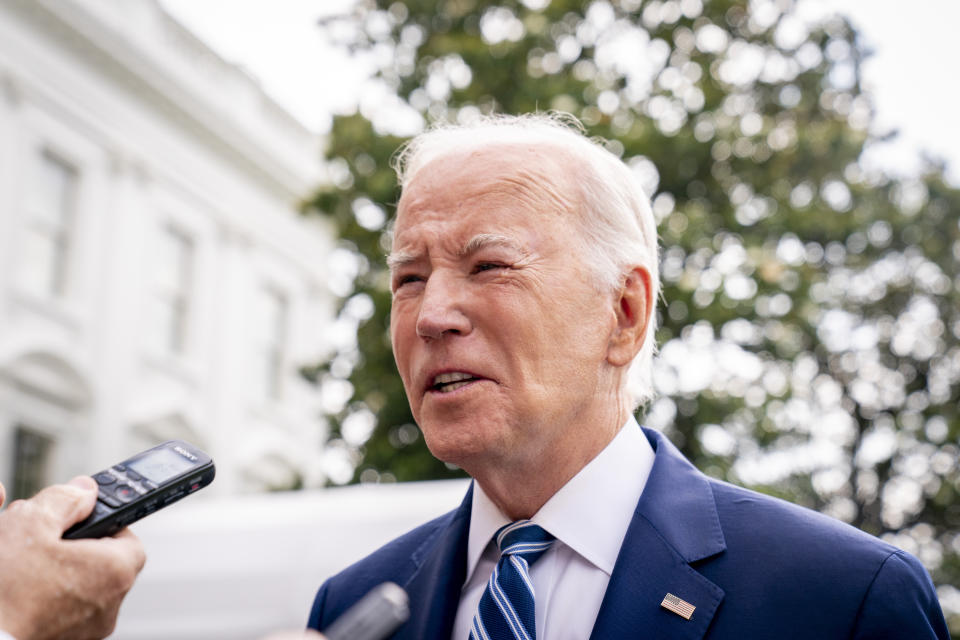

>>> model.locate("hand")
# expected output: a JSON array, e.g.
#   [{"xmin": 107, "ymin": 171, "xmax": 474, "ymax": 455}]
[{"xmin": 0, "ymin": 477, "xmax": 146, "ymax": 640}]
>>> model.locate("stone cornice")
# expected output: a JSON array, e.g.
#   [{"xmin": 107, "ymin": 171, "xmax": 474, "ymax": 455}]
[{"xmin": 8, "ymin": 0, "xmax": 324, "ymax": 201}]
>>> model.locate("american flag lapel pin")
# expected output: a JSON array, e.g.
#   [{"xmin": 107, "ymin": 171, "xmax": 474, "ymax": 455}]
[{"xmin": 661, "ymin": 593, "xmax": 696, "ymax": 620}]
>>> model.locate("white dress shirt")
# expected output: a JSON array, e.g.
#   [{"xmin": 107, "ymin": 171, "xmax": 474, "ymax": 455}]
[{"xmin": 451, "ymin": 417, "xmax": 655, "ymax": 640}]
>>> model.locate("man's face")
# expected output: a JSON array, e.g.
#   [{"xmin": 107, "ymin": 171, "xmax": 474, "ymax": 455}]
[{"xmin": 389, "ymin": 146, "xmax": 621, "ymax": 475}]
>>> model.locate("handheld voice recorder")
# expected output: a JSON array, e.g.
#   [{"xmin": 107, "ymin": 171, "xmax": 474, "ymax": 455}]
[{"xmin": 64, "ymin": 439, "xmax": 215, "ymax": 539}]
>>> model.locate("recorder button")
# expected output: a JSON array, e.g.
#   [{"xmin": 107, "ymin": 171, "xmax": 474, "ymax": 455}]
[
  {"xmin": 113, "ymin": 485, "xmax": 137, "ymax": 503},
  {"xmin": 98, "ymin": 491, "xmax": 122, "ymax": 508},
  {"xmin": 125, "ymin": 469, "xmax": 142, "ymax": 481},
  {"xmin": 94, "ymin": 472, "xmax": 116, "ymax": 486}
]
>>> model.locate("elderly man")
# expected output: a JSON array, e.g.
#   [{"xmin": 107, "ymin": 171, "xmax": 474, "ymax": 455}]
[{"xmin": 307, "ymin": 113, "xmax": 948, "ymax": 639}]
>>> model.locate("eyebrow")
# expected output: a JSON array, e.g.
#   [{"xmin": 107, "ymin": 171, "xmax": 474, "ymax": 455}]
[
  {"xmin": 386, "ymin": 250, "xmax": 416, "ymax": 272},
  {"xmin": 386, "ymin": 233, "xmax": 526, "ymax": 272},
  {"xmin": 458, "ymin": 233, "xmax": 525, "ymax": 258}
]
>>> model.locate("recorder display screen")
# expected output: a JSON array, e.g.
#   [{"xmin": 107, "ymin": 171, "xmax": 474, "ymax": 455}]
[{"xmin": 129, "ymin": 448, "xmax": 194, "ymax": 483}]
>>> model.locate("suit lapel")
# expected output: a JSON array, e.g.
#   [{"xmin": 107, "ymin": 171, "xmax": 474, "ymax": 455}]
[
  {"xmin": 395, "ymin": 483, "xmax": 473, "ymax": 640},
  {"xmin": 590, "ymin": 429, "xmax": 726, "ymax": 640}
]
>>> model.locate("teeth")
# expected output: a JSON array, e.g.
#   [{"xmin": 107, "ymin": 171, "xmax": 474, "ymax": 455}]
[
  {"xmin": 433, "ymin": 372, "xmax": 474, "ymax": 385},
  {"xmin": 431, "ymin": 372, "xmax": 478, "ymax": 393},
  {"xmin": 440, "ymin": 381, "xmax": 472, "ymax": 393}
]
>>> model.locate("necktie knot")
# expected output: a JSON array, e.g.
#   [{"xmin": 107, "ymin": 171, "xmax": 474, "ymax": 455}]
[{"xmin": 496, "ymin": 520, "xmax": 555, "ymax": 565}]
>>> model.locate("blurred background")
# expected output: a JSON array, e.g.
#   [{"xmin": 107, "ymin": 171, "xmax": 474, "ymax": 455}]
[{"xmin": 0, "ymin": 0, "xmax": 957, "ymax": 637}]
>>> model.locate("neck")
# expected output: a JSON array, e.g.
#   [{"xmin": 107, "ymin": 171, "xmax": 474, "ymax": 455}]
[{"xmin": 469, "ymin": 404, "xmax": 629, "ymax": 520}]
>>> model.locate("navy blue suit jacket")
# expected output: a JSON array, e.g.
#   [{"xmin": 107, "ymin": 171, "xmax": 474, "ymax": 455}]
[{"xmin": 308, "ymin": 427, "xmax": 950, "ymax": 639}]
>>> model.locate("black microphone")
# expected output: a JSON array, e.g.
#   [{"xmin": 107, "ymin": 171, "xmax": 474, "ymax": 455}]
[{"xmin": 321, "ymin": 582, "xmax": 410, "ymax": 640}]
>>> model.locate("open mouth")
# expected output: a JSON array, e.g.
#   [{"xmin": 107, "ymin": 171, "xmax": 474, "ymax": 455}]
[{"xmin": 430, "ymin": 372, "xmax": 480, "ymax": 393}]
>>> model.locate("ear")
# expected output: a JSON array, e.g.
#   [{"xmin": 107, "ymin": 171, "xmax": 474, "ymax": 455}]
[{"xmin": 607, "ymin": 266, "xmax": 653, "ymax": 367}]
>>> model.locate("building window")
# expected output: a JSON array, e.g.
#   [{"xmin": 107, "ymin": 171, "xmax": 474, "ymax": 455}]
[
  {"xmin": 148, "ymin": 225, "xmax": 193, "ymax": 355},
  {"xmin": 253, "ymin": 286, "xmax": 288, "ymax": 401},
  {"xmin": 18, "ymin": 152, "xmax": 76, "ymax": 297},
  {"xmin": 11, "ymin": 427, "xmax": 54, "ymax": 501}
]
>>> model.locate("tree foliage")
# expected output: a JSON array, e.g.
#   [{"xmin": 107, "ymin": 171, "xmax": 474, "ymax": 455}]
[{"xmin": 305, "ymin": 0, "xmax": 960, "ymax": 627}]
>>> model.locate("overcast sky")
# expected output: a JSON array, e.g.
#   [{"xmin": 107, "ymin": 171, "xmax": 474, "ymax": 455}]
[{"xmin": 160, "ymin": 0, "xmax": 960, "ymax": 186}]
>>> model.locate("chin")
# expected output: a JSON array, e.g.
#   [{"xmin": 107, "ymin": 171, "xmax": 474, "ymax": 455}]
[{"xmin": 421, "ymin": 424, "xmax": 497, "ymax": 470}]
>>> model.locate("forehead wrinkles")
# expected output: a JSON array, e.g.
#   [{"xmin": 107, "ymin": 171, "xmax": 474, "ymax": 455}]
[
  {"xmin": 493, "ymin": 167, "xmax": 575, "ymax": 217},
  {"xmin": 398, "ymin": 148, "xmax": 577, "ymax": 222},
  {"xmin": 391, "ymin": 145, "xmax": 583, "ymax": 259}
]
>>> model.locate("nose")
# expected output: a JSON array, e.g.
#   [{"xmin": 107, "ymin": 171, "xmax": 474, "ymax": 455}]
[{"xmin": 415, "ymin": 272, "xmax": 472, "ymax": 340}]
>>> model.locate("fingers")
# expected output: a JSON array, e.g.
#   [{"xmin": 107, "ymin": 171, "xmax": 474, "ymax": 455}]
[
  {"xmin": 28, "ymin": 476, "xmax": 99, "ymax": 531},
  {"xmin": 109, "ymin": 527, "xmax": 148, "ymax": 574},
  {"xmin": 0, "ymin": 480, "xmax": 146, "ymax": 640},
  {"xmin": 65, "ymin": 528, "xmax": 146, "ymax": 619},
  {"xmin": 75, "ymin": 527, "xmax": 148, "ymax": 575},
  {"xmin": 67, "ymin": 475, "xmax": 97, "ymax": 491}
]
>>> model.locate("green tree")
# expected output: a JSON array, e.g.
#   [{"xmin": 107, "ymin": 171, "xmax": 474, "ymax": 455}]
[{"xmin": 305, "ymin": 0, "xmax": 960, "ymax": 628}]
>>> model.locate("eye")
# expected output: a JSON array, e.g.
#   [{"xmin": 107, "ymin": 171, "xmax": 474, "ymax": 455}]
[
  {"xmin": 392, "ymin": 273, "xmax": 424, "ymax": 291},
  {"xmin": 472, "ymin": 261, "xmax": 508, "ymax": 274}
]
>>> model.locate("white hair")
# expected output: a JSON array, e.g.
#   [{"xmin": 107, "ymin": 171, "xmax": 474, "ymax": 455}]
[{"xmin": 392, "ymin": 112, "xmax": 660, "ymax": 407}]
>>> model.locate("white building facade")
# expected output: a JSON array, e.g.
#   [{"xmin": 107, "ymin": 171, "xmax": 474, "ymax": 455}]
[{"xmin": 0, "ymin": 0, "xmax": 334, "ymax": 498}]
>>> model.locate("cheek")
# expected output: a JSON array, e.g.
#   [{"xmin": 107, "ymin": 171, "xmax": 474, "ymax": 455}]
[
  {"xmin": 543, "ymin": 294, "xmax": 614, "ymax": 362},
  {"xmin": 390, "ymin": 315, "xmax": 413, "ymax": 376}
]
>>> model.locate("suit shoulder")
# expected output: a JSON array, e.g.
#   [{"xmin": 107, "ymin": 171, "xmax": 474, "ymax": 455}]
[
  {"xmin": 707, "ymin": 477, "xmax": 900, "ymax": 566},
  {"xmin": 699, "ymin": 478, "xmax": 949, "ymax": 636},
  {"xmin": 852, "ymin": 548, "xmax": 950, "ymax": 639}
]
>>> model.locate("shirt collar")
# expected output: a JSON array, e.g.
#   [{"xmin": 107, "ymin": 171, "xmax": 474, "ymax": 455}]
[{"xmin": 464, "ymin": 416, "xmax": 655, "ymax": 582}]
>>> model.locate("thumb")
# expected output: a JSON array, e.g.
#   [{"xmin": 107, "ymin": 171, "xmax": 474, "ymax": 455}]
[{"xmin": 31, "ymin": 476, "xmax": 99, "ymax": 531}]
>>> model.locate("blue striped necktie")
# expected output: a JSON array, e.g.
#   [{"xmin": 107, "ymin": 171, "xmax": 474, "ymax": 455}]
[{"xmin": 470, "ymin": 520, "xmax": 556, "ymax": 640}]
